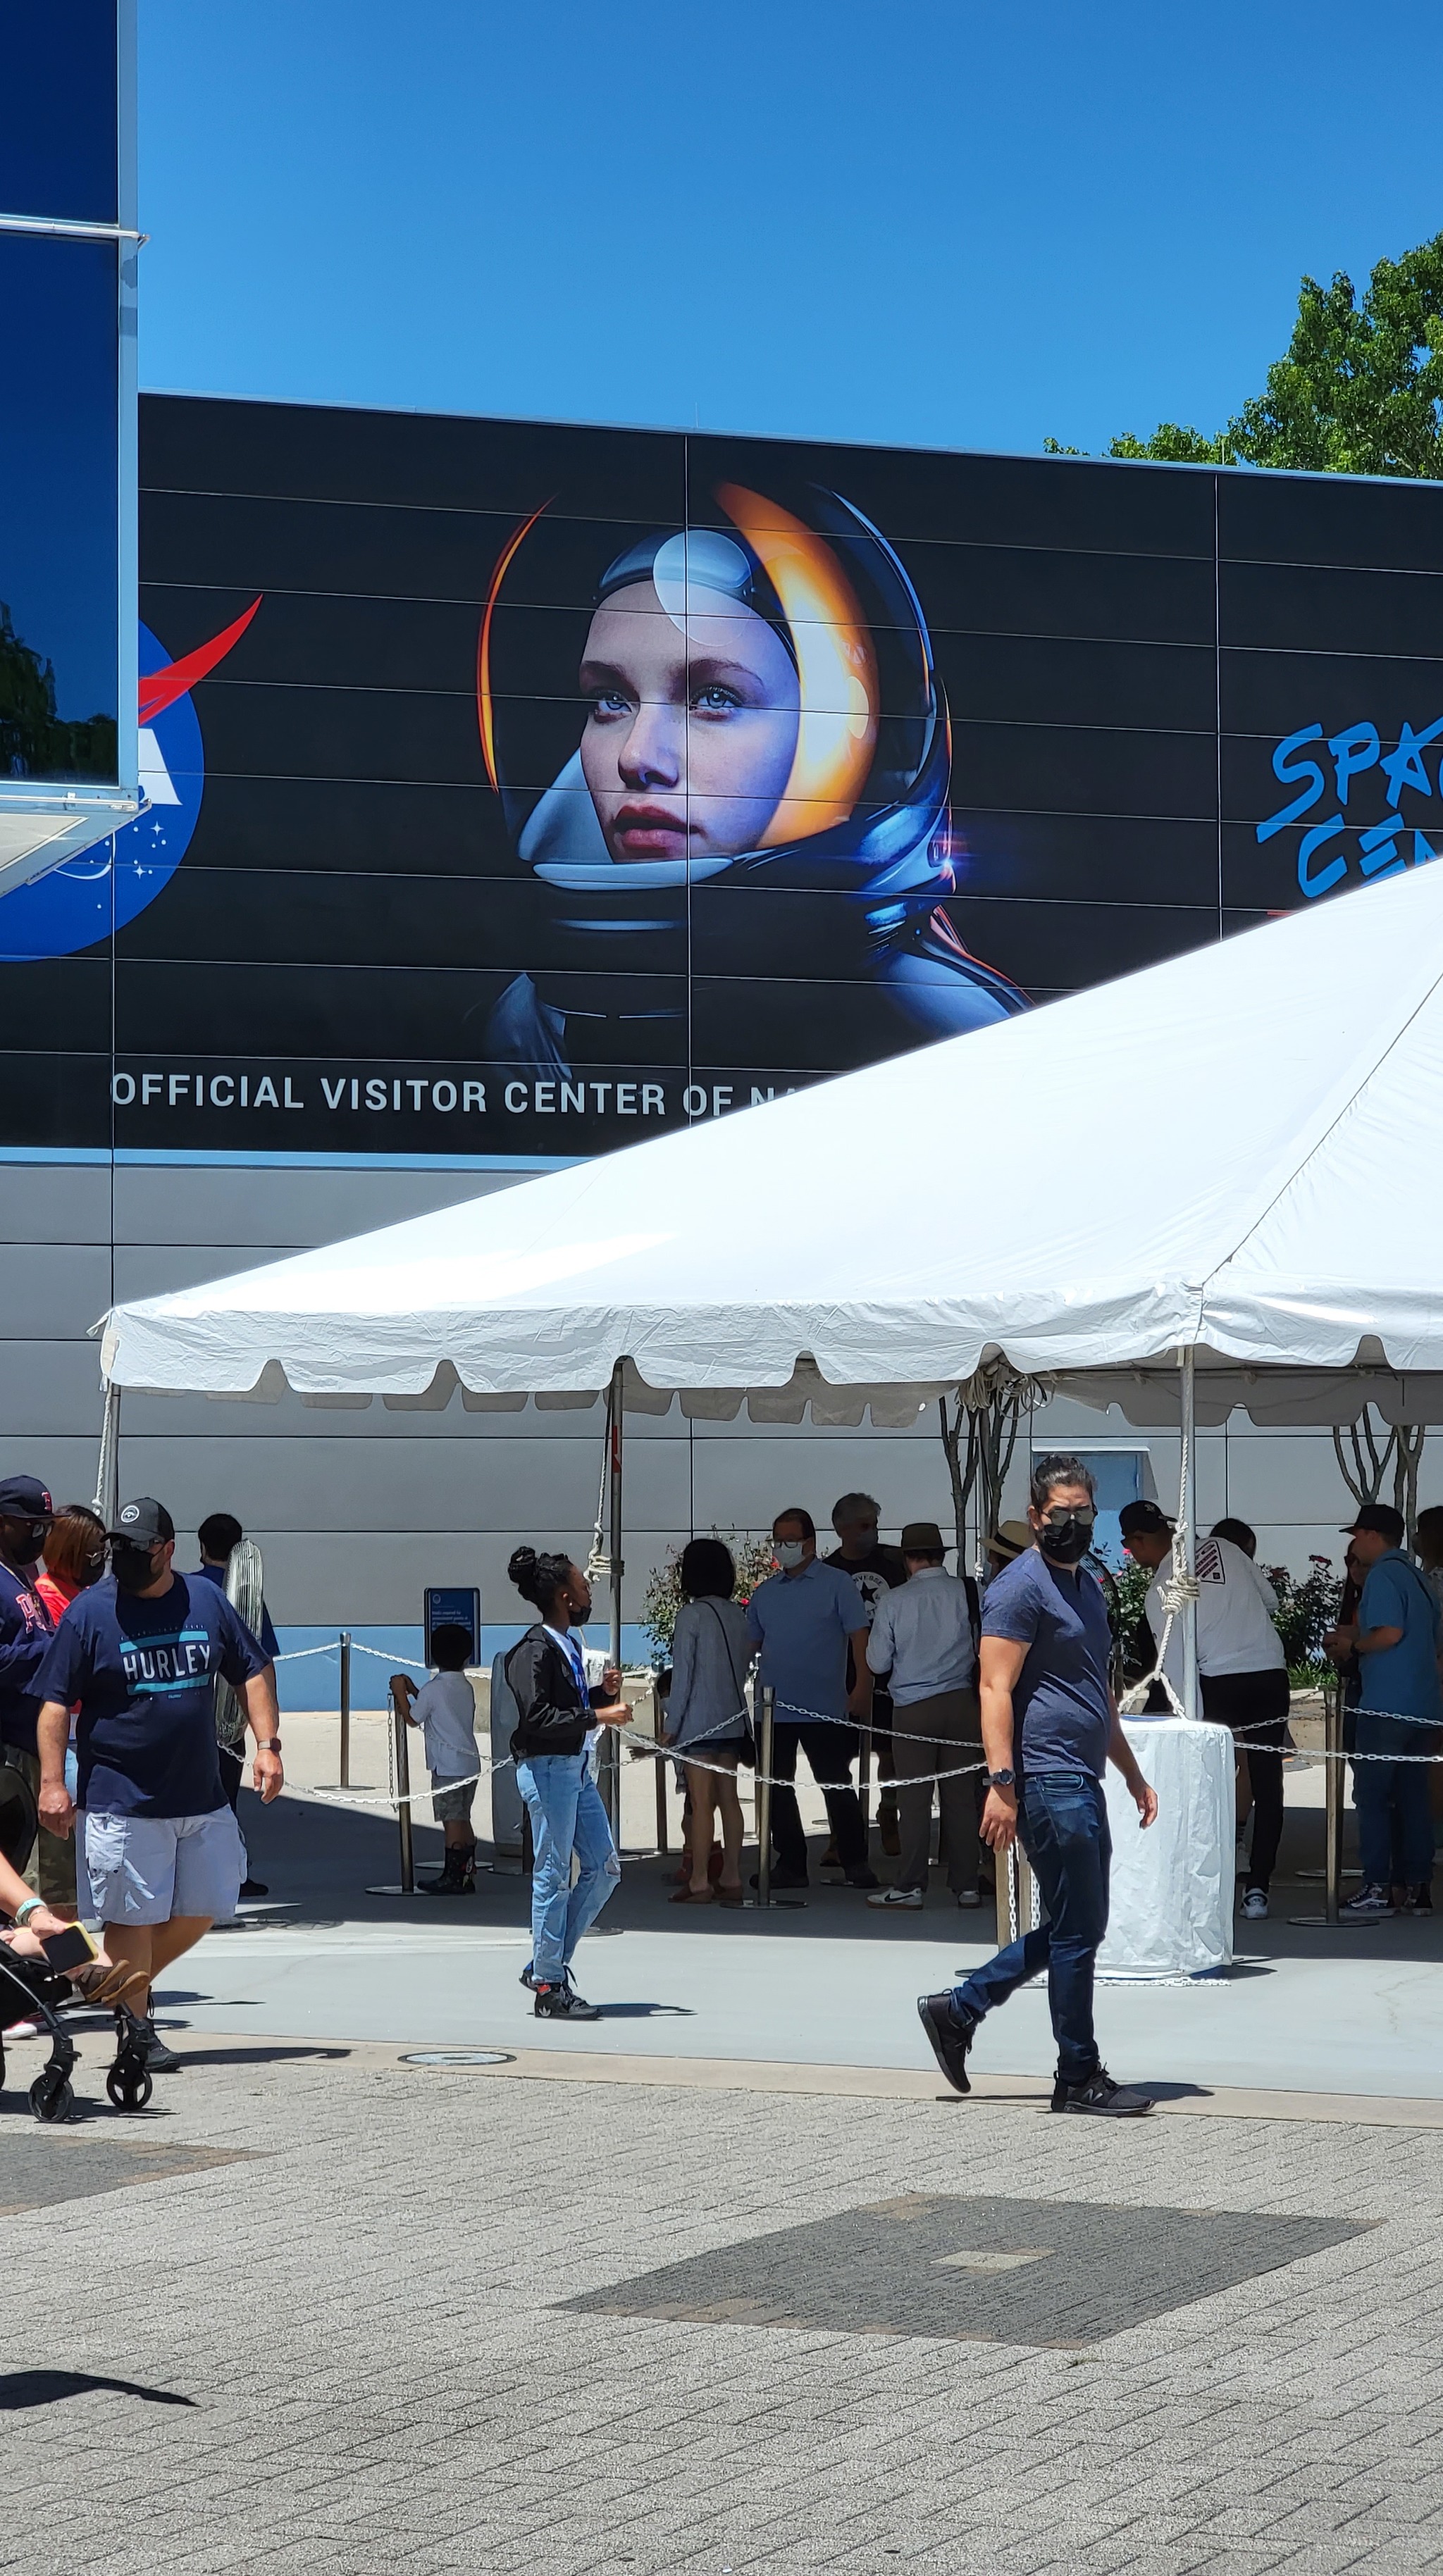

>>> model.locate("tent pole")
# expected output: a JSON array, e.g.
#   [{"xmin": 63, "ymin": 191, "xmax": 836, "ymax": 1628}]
[
  {"xmin": 92, "ymin": 1381, "xmax": 120, "ymax": 1522},
  {"xmin": 1179, "ymin": 1347, "xmax": 1199, "ymax": 1722},
  {"xmin": 604, "ymin": 1359, "xmax": 625, "ymax": 1842}
]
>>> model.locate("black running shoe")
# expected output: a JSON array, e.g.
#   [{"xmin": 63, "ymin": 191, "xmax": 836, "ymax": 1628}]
[
  {"xmin": 917, "ymin": 1991, "xmax": 976, "ymax": 2095},
  {"xmin": 1051, "ymin": 2064, "xmax": 1152, "ymax": 2117},
  {"xmin": 533, "ymin": 1983, "xmax": 602, "ymax": 2022},
  {"xmin": 238, "ymin": 1877, "xmax": 269, "ymax": 1900},
  {"xmin": 845, "ymin": 1865, "xmax": 881, "ymax": 1891},
  {"xmin": 1406, "ymin": 1883, "xmax": 1434, "ymax": 1915}
]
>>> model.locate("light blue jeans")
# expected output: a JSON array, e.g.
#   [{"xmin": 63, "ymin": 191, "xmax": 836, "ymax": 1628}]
[{"xmin": 516, "ymin": 1753, "xmax": 621, "ymax": 1982}]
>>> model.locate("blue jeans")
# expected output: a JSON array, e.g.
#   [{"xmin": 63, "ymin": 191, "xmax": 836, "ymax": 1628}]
[
  {"xmin": 1354, "ymin": 1757, "xmax": 1435, "ymax": 1889},
  {"xmin": 953, "ymin": 1769, "xmax": 1110, "ymax": 2085},
  {"xmin": 516, "ymin": 1754, "xmax": 621, "ymax": 1981}
]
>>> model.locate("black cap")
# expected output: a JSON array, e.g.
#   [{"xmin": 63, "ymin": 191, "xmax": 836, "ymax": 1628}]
[
  {"xmin": 108, "ymin": 1497, "xmax": 175, "ymax": 1546},
  {"xmin": 0, "ymin": 1475, "xmax": 54, "ymax": 1521},
  {"xmin": 1118, "ymin": 1499, "xmax": 1172, "ymax": 1540},
  {"xmin": 1344, "ymin": 1501, "xmax": 1405, "ymax": 1545}
]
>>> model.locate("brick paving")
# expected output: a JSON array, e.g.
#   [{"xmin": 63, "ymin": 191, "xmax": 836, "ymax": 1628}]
[{"xmin": 4, "ymin": 2050, "xmax": 1442, "ymax": 2574}]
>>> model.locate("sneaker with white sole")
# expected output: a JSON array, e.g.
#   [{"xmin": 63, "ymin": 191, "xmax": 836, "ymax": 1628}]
[
  {"xmin": 1340, "ymin": 1883, "xmax": 1395, "ymax": 1919},
  {"xmin": 867, "ymin": 1884, "xmax": 923, "ymax": 1909},
  {"xmin": 1241, "ymin": 1887, "xmax": 1269, "ymax": 1920}
]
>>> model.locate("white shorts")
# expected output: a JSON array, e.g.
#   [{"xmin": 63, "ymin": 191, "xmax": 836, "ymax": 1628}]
[{"xmin": 82, "ymin": 1807, "xmax": 244, "ymax": 1927}]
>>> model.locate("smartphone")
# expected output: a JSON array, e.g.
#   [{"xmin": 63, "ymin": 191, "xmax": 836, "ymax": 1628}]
[{"xmin": 39, "ymin": 1923, "xmax": 97, "ymax": 1972}]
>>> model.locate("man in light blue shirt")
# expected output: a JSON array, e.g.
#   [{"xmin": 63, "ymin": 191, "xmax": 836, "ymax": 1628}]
[
  {"xmin": 1327, "ymin": 1502, "xmax": 1442, "ymax": 1917},
  {"xmin": 745, "ymin": 1507, "xmax": 879, "ymax": 1890}
]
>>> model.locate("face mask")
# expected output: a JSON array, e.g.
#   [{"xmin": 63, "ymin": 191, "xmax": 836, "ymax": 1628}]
[
  {"xmin": 1039, "ymin": 1512, "xmax": 1094, "ymax": 1567},
  {"xmin": 111, "ymin": 1541, "xmax": 159, "ymax": 1593},
  {"xmin": 775, "ymin": 1540, "xmax": 807, "ymax": 1570}
]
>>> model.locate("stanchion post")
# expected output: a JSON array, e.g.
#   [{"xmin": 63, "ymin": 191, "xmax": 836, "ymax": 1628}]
[
  {"xmin": 857, "ymin": 1720, "xmax": 872, "ymax": 1842},
  {"xmin": 339, "ymin": 1629, "xmax": 352, "ymax": 1790},
  {"xmin": 1325, "ymin": 1667, "xmax": 1343, "ymax": 1926},
  {"xmin": 756, "ymin": 1684, "xmax": 775, "ymax": 1908},
  {"xmin": 653, "ymin": 1675, "xmax": 669, "ymax": 1856},
  {"xmin": 390, "ymin": 1676, "xmax": 414, "ymax": 1894}
]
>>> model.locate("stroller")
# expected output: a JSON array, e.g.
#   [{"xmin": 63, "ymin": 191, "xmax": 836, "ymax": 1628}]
[{"xmin": 0, "ymin": 1765, "xmax": 152, "ymax": 2120}]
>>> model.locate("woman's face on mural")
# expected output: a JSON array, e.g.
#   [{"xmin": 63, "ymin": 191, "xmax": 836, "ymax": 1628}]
[{"xmin": 578, "ymin": 581, "xmax": 800, "ymax": 863}]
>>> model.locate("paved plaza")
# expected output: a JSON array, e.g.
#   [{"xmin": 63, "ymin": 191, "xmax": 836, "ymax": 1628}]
[
  {"xmin": 6, "ymin": 1767, "xmax": 1443, "ymax": 2576},
  {"xmin": 5, "ymin": 2035, "xmax": 1443, "ymax": 2576}
]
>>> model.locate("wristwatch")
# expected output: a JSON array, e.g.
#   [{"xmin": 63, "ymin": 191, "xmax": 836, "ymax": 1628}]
[
  {"xmin": 256, "ymin": 1737, "xmax": 283, "ymax": 1755},
  {"xmin": 984, "ymin": 1767, "xmax": 1017, "ymax": 1788}
]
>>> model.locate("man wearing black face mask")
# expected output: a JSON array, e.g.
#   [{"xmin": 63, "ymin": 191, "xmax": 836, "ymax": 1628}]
[
  {"xmin": 32, "ymin": 1497, "xmax": 282, "ymax": 2074},
  {"xmin": 917, "ymin": 1454, "xmax": 1158, "ymax": 2117},
  {"xmin": 0, "ymin": 1476, "xmax": 62, "ymax": 1920}
]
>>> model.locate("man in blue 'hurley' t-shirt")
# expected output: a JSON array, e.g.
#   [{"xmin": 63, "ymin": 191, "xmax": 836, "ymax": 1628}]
[
  {"xmin": 33, "ymin": 1496, "xmax": 283, "ymax": 2074},
  {"xmin": 917, "ymin": 1453, "xmax": 1159, "ymax": 2117}
]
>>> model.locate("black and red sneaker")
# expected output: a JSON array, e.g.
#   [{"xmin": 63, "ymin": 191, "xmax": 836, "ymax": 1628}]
[{"xmin": 533, "ymin": 1982, "xmax": 602, "ymax": 2022}]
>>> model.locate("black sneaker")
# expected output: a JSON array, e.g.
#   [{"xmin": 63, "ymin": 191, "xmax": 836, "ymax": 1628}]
[
  {"xmin": 238, "ymin": 1877, "xmax": 269, "ymax": 1900},
  {"xmin": 917, "ymin": 1991, "xmax": 977, "ymax": 2095},
  {"xmin": 1051, "ymin": 2064, "xmax": 1152, "ymax": 2117},
  {"xmin": 1406, "ymin": 1883, "xmax": 1434, "ymax": 1915},
  {"xmin": 533, "ymin": 1982, "xmax": 601, "ymax": 2022},
  {"xmin": 844, "ymin": 1865, "xmax": 881, "ymax": 1891}
]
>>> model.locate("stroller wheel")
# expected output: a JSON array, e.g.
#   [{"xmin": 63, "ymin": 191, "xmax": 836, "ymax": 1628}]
[
  {"xmin": 105, "ymin": 2063, "xmax": 153, "ymax": 2114},
  {"xmin": 30, "ymin": 2070, "xmax": 75, "ymax": 2124}
]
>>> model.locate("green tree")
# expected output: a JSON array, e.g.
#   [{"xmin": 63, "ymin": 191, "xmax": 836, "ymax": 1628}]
[
  {"xmin": 1050, "ymin": 232, "xmax": 1443, "ymax": 478},
  {"xmin": 0, "ymin": 601, "xmax": 116, "ymax": 781}
]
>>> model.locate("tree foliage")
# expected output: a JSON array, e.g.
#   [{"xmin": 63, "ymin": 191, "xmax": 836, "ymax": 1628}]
[{"xmin": 1051, "ymin": 233, "xmax": 1443, "ymax": 478}]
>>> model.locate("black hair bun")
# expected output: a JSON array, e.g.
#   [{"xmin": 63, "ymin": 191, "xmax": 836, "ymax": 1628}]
[{"xmin": 508, "ymin": 1545, "xmax": 539, "ymax": 1597}]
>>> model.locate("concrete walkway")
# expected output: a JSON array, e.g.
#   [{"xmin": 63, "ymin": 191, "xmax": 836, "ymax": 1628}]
[{"xmin": 146, "ymin": 1777, "xmax": 1443, "ymax": 2105}]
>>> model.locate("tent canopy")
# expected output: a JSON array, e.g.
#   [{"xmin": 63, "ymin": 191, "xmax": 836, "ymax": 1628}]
[{"xmin": 99, "ymin": 860, "xmax": 1443, "ymax": 1415}]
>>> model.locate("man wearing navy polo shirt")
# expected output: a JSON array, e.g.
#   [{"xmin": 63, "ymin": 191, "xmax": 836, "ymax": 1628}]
[
  {"xmin": 917, "ymin": 1454, "xmax": 1158, "ymax": 2116},
  {"xmin": 746, "ymin": 1507, "xmax": 880, "ymax": 1889},
  {"xmin": 33, "ymin": 1496, "xmax": 283, "ymax": 2073}
]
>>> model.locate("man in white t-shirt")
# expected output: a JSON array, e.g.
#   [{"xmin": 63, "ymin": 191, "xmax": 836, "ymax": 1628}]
[
  {"xmin": 1120, "ymin": 1502, "xmax": 1288, "ymax": 1919},
  {"xmin": 391, "ymin": 1625, "xmax": 479, "ymax": 1895}
]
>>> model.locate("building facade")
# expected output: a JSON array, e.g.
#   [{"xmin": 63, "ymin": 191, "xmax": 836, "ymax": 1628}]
[{"xmin": 4, "ymin": 396, "xmax": 1440, "ymax": 1687}]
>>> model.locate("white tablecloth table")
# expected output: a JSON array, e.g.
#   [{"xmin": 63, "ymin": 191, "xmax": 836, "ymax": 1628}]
[{"xmin": 1096, "ymin": 1717, "xmax": 1235, "ymax": 1979}]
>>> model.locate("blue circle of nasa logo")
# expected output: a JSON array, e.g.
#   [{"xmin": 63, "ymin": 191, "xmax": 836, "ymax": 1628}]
[
  {"xmin": 0, "ymin": 602, "xmax": 259, "ymax": 963},
  {"xmin": 120, "ymin": 1504, "xmax": 140, "ymax": 1524}
]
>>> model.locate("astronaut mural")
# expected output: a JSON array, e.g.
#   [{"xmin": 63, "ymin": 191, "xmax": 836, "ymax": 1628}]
[
  {"xmin": 478, "ymin": 479, "xmax": 1026, "ymax": 1080},
  {"xmin": 4, "ymin": 392, "xmax": 1439, "ymax": 1162}
]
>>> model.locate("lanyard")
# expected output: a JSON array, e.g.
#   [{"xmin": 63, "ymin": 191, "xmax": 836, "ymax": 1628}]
[{"xmin": 545, "ymin": 1624, "xmax": 589, "ymax": 1703}]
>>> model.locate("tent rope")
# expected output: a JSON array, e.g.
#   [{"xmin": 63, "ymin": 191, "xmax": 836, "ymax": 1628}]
[{"xmin": 1119, "ymin": 1407, "xmax": 1200, "ymax": 1722}]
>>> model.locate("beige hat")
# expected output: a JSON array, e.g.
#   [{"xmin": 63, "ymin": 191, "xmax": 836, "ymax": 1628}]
[{"xmin": 988, "ymin": 1518, "xmax": 1033, "ymax": 1562}]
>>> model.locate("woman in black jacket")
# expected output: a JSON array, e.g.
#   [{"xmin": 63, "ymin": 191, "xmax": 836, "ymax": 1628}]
[{"xmin": 506, "ymin": 1545, "xmax": 631, "ymax": 2021}]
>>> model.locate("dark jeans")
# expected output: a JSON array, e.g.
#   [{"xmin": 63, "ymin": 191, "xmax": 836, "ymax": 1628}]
[
  {"xmin": 954, "ymin": 1769, "xmax": 1110, "ymax": 2085},
  {"xmin": 769, "ymin": 1719, "xmax": 867, "ymax": 1874},
  {"xmin": 1354, "ymin": 1757, "xmax": 1435, "ymax": 1889}
]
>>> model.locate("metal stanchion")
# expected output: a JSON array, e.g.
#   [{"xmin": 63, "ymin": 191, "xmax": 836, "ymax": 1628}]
[
  {"xmin": 391, "ymin": 1676, "xmax": 415, "ymax": 1894},
  {"xmin": 338, "ymin": 1629, "xmax": 352, "ymax": 1789},
  {"xmin": 1290, "ymin": 1672, "xmax": 1376, "ymax": 1927},
  {"xmin": 857, "ymin": 1720, "xmax": 873, "ymax": 1843},
  {"xmin": 755, "ymin": 1684, "xmax": 775, "ymax": 1908},
  {"xmin": 653, "ymin": 1677, "xmax": 670, "ymax": 1855}
]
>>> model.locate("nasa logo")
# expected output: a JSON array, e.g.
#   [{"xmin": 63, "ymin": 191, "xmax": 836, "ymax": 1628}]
[{"xmin": 0, "ymin": 599, "xmax": 261, "ymax": 963}]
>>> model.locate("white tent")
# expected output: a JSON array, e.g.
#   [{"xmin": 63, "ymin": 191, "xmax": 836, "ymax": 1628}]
[{"xmin": 99, "ymin": 856, "xmax": 1443, "ymax": 1417}]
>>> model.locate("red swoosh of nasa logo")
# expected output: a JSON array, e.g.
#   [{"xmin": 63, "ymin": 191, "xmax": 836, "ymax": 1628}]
[{"xmin": 137, "ymin": 597, "xmax": 262, "ymax": 725}]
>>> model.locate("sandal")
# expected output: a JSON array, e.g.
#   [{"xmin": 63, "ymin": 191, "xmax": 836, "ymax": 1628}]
[
  {"xmin": 717, "ymin": 1886, "xmax": 744, "ymax": 1908},
  {"xmin": 669, "ymin": 1886, "xmax": 717, "ymax": 1905}
]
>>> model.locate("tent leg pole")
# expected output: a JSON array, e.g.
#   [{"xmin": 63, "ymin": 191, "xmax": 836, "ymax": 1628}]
[
  {"xmin": 1179, "ymin": 1346, "xmax": 1199, "ymax": 1723},
  {"xmin": 92, "ymin": 1381, "xmax": 121, "ymax": 1522},
  {"xmin": 1325, "ymin": 1670, "xmax": 1342, "ymax": 1925},
  {"xmin": 605, "ymin": 1359, "xmax": 625, "ymax": 1847}
]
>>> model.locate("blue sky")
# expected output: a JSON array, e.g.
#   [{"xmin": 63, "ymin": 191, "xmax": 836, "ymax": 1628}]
[{"xmin": 139, "ymin": 0, "xmax": 1443, "ymax": 459}]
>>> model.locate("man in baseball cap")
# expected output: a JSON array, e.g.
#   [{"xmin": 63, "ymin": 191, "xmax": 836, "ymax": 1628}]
[
  {"xmin": 0, "ymin": 1475, "xmax": 63, "ymax": 1920},
  {"xmin": 32, "ymin": 1494, "xmax": 285, "ymax": 2074}
]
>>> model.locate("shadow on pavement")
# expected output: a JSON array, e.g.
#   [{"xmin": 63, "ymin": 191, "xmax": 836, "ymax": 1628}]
[{"xmin": 0, "ymin": 2370, "xmax": 196, "ymax": 2410}]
